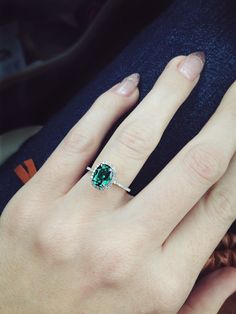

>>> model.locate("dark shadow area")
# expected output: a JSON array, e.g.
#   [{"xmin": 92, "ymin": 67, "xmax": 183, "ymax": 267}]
[{"xmin": 0, "ymin": 0, "xmax": 173, "ymax": 134}]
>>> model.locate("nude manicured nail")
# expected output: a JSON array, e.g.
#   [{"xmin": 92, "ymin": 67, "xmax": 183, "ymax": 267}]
[
  {"xmin": 178, "ymin": 51, "xmax": 205, "ymax": 80},
  {"xmin": 113, "ymin": 73, "xmax": 140, "ymax": 96}
]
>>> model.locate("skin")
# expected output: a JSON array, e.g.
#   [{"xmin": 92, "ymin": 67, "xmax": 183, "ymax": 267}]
[{"xmin": 0, "ymin": 55, "xmax": 235, "ymax": 314}]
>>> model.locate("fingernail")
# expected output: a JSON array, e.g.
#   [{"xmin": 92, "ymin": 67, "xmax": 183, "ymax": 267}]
[
  {"xmin": 112, "ymin": 73, "xmax": 140, "ymax": 96},
  {"xmin": 178, "ymin": 51, "xmax": 205, "ymax": 81}
]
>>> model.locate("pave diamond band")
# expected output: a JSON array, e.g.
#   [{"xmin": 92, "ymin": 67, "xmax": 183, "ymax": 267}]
[{"xmin": 86, "ymin": 162, "xmax": 131, "ymax": 193}]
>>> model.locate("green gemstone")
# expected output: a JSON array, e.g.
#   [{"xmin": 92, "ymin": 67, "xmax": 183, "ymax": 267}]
[{"xmin": 92, "ymin": 163, "xmax": 114, "ymax": 190}]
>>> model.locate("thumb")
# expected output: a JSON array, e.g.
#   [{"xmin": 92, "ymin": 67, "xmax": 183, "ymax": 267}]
[{"xmin": 179, "ymin": 267, "xmax": 236, "ymax": 314}]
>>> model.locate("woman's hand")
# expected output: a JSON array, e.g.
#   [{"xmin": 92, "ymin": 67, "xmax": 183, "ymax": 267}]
[{"xmin": 0, "ymin": 52, "xmax": 236, "ymax": 314}]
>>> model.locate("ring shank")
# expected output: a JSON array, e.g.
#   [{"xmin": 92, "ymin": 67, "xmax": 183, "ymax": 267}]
[{"xmin": 113, "ymin": 181, "xmax": 131, "ymax": 193}]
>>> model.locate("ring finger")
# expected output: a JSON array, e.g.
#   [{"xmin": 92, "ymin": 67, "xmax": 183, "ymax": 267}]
[
  {"xmin": 71, "ymin": 52, "xmax": 206, "ymax": 202},
  {"xmin": 23, "ymin": 74, "xmax": 140, "ymax": 200}
]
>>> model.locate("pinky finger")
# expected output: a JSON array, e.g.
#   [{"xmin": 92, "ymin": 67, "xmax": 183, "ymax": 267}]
[{"xmin": 179, "ymin": 267, "xmax": 236, "ymax": 314}]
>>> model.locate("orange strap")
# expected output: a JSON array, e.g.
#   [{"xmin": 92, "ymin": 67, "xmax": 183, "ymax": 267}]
[{"xmin": 14, "ymin": 159, "xmax": 37, "ymax": 184}]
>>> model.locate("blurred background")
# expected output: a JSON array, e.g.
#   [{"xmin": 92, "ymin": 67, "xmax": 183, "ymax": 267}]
[{"xmin": 0, "ymin": 0, "xmax": 170, "ymax": 134}]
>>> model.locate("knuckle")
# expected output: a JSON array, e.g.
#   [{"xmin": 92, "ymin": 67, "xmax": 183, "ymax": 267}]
[
  {"xmin": 91, "ymin": 238, "xmax": 135, "ymax": 285},
  {"xmin": 63, "ymin": 126, "xmax": 96, "ymax": 155},
  {"xmin": 99, "ymin": 250, "xmax": 129, "ymax": 284},
  {"xmin": 34, "ymin": 224, "xmax": 78, "ymax": 264},
  {"xmin": 116, "ymin": 121, "xmax": 156, "ymax": 160},
  {"xmin": 205, "ymin": 188, "xmax": 235, "ymax": 224},
  {"xmin": 1, "ymin": 196, "xmax": 37, "ymax": 237},
  {"xmin": 183, "ymin": 143, "xmax": 225, "ymax": 185}
]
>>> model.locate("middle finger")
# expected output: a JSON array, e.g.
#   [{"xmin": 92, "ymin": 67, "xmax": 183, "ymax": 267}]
[{"xmin": 127, "ymin": 80, "xmax": 236, "ymax": 245}]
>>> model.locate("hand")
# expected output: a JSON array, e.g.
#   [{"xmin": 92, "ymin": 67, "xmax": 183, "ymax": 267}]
[{"xmin": 0, "ymin": 52, "xmax": 235, "ymax": 314}]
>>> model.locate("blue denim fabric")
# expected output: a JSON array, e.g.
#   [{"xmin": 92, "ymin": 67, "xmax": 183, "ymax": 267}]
[{"xmin": 0, "ymin": 0, "xmax": 236, "ymax": 234}]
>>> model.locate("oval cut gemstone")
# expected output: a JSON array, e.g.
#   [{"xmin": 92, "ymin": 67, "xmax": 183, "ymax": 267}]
[{"xmin": 92, "ymin": 163, "xmax": 114, "ymax": 190}]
